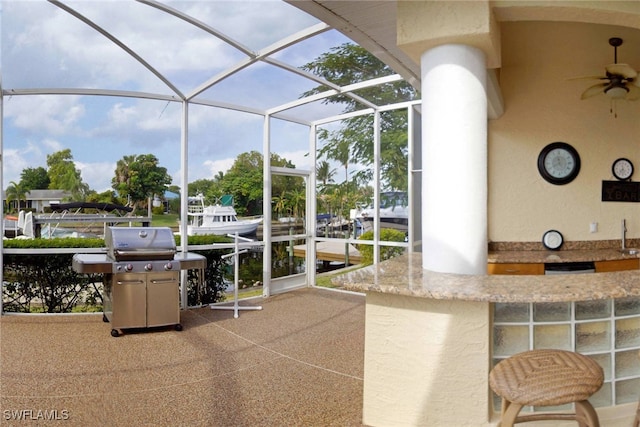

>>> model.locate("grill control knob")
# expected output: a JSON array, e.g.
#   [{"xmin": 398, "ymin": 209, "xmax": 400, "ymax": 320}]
[
  {"xmin": 126, "ymin": 263, "xmax": 133, "ymax": 271},
  {"xmin": 164, "ymin": 262, "xmax": 173, "ymax": 270},
  {"xmin": 145, "ymin": 263, "xmax": 153, "ymax": 271}
]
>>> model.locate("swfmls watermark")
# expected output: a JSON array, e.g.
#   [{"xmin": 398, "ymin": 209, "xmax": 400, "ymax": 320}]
[{"xmin": 3, "ymin": 409, "xmax": 70, "ymax": 422}]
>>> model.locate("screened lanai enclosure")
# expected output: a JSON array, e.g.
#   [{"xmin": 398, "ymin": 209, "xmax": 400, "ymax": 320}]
[{"xmin": 0, "ymin": 0, "xmax": 422, "ymax": 311}]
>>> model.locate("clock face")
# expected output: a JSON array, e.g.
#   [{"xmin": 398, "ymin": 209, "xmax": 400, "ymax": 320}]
[
  {"xmin": 542, "ymin": 230, "xmax": 563, "ymax": 250},
  {"xmin": 613, "ymin": 158, "xmax": 634, "ymax": 181},
  {"xmin": 537, "ymin": 142, "xmax": 581, "ymax": 185}
]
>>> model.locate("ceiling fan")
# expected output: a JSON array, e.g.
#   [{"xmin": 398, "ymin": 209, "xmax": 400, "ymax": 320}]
[{"xmin": 573, "ymin": 37, "xmax": 640, "ymax": 101}]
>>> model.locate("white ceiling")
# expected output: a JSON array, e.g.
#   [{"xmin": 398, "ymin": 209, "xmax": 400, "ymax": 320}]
[
  {"xmin": 287, "ymin": 1, "xmax": 640, "ymax": 94},
  {"xmin": 285, "ymin": 0, "xmax": 421, "ymax": 89}
]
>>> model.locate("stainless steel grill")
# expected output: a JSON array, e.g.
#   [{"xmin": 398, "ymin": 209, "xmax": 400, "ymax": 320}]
[{"xmin": 72, "ymin": 226, "xmax": 206, "ymax": 337}]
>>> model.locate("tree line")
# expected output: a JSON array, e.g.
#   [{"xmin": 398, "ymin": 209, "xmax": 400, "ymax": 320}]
[
  {"xmin": 188, "ymin": 151, "xmax": 304, "ymax": 218},
  {"xmin": 303, "ymin": 43, "xmax": 418, "ymax": 220},
  {"xmin": 4, "ymin": 148, "xmax": 306, "ymax": 219},
  {"xmin": 5, "ymin": 149, "xmax": 171, "ymax": 214}
]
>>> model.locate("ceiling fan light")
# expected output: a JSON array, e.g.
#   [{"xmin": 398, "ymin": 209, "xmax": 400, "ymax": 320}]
[{"xmin": 606, "ymin": 86, "xmax": 628, "ymax": 99}]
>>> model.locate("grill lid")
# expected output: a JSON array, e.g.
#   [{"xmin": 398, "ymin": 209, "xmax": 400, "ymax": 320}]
[{"xmin": 105, "ymin": 226, "xmax": 176, "ymax": 261}]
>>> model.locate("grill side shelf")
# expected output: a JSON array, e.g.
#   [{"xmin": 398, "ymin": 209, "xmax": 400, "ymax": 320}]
[
  {"xmin": 72, "ymin": 254, "xmax": 112, "ymax": 274},
  {"xmin": 173, "ymin": 252, "xmax": 207, "ymax": 270}
]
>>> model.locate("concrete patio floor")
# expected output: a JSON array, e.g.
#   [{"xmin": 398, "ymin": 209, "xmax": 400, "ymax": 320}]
[{"xmin": 0, "ymin": 288, "xmax": 365, "ymax": 426}]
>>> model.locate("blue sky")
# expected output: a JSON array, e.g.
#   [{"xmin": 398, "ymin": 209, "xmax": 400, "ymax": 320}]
[{"xmin": 1, "ymin": 1, "xmax": 352, "ymax": 193}]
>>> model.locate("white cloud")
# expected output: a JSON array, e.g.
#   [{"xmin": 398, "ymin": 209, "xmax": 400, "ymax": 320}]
[
  {"xmin": 170, "ymin": 157, "xmax": 234, "ymax": 189},
  {"xmin": 2, "ymin": 0, "xmax": 357, "ymax": 197},
  {"xmin": 3, "ymin": 148, "xmax": 32, "ymax": 186},
  {"xmin": 1, "ymin": 138, "xmax": 56, "ymax": 187},
  {"xmin": 279, "ymin": 150, "xmax": 313, "ymax": 170},
  {"xmin": 42, "ymin": 138, "xmax": 64, "ymax": 153},
  {"xmin": 76, "ymin": 161, "xmax": 116, "ymax": 194},
  {"xmin": 203, "ymin": 158, "xmax": 235, "ymax": 178},
  {"xmin": 107, "ymin": 103, "xmax": 139, "ymax": 127},
  {"xmin": 5, "ymin": 96, "xmax": 86, "ymax": 136}
]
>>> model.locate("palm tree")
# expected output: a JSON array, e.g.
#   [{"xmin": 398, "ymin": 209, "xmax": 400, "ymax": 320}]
[
  {"xmin": 316, "ymin": 161, "xmax": 336, "ymax": 215},
  {"xmin": 323, "ymin": 138, "xmax": 350, "ymax": 184},
  {"xmin": 272, "ymin": 191, "xmax": 288, "ymax": 220},
  {"xmin": 316, "ymin": 160, "xmax": 336, "ymax": 188},
  {"xmin": 6, "ymin": 181, "xmax": 26, "ymax": 213},
  {"xmin": 287, "ymin": 188, "xmax": 306, "ymax": 220}
]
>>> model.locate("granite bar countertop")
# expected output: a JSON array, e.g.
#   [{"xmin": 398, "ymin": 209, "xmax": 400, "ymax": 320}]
[
  {"xmin": 488, "ymin": 248, "xmax": 639, "ymax": 264},
  {"xmin": 333, "ymin": 252, "xmax": 640, "ymax": 303},
  {"xmin": 488, "ymin": 239, "xmax": 640, "ymax": 263}
]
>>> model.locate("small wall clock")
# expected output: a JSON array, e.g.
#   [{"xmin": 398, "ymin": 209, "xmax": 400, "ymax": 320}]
[
  {"xmin": 537, "ymin": 142, "xmax": 581, "ymax": 185},
  {"xmin": 612, "ymin": 158, "xmax": 634, "ymax": 181},
  {"xmin": 542, "ymin": 230, "xmax": 564, "ymax": 250}
]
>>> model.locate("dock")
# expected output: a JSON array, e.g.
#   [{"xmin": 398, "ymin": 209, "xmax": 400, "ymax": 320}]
[{"xmin": 293, "ymin": 240, "xmax": 362, "ymax": 265}]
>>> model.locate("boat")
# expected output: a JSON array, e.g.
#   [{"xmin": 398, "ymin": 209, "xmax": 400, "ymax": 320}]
[
  {"xmin": 316, "ymin": 213, "xmax": 351, "ymax": 236},
  {"xmin": 3, "ymin": 211, "xmax": 34, "ymax": 239},
  {"xmin": 353, "ymin": 191, "xmax": 408, "ymax": 233},
  {"xmin": 4, "ymin": 203, "xmax": 147, "ymax": 239},
  {"xmin": 4, "ymin": 214, "xmax": 23, "ymax": 238},
  {"xmin": 187, "ymin": 194, "xmax": 263, "ymax": 236}
]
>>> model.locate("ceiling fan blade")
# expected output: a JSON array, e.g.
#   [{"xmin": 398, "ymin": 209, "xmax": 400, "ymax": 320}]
[
  {"xmin": 626, "ymin": 84, "xmax": 640, "ymax": 100},
  {"xmin": 567, "ymin": 75, "xmax": 607, "ymax": 81},
  {"xmin": 606, "ymin": 63, "xmax": 638, "ymax": 79},
  {"xmin": 581, "ymin": 83, "xmax": 607, "ymax": 99}
]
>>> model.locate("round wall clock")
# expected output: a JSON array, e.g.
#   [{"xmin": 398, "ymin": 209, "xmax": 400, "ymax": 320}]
[
  {"xmin": 542, "ymin": 230, "xmax": 564, "ymax": 250},
  {"xmin": 612, "ymin": 158, "xmax": 634, "ymax": 181},
  {"xmin": 537, "ymin": 142, "xmax": 581, "ymax": 185}
]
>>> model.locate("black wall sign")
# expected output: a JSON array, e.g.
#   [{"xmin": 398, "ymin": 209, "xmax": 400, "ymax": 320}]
[{"xmin": 602, "ymin": 180, "xmax": 640, "ymax": 202}]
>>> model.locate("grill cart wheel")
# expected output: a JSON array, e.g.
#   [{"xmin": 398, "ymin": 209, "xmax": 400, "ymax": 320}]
[
  {"xmin": 111, "ymin": 329, "xmax": 120, "ymax": 337},
  {"xmin": 175, "ymin": 324, "xmax": 183, "ymax": 331}
]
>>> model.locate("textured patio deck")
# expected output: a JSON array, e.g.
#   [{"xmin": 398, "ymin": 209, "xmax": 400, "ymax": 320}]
[{"xmin": 0, "ymin": 288, "xmax": 364, "ymax": 426}]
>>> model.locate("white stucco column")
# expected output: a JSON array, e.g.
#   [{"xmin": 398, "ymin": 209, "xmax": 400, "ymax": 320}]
[{"xmin": 421, "ymin": 44, "xmax": 487, "ymax": 274}]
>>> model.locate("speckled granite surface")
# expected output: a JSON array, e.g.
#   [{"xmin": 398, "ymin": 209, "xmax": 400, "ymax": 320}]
[
  {"xmin": 333, "ymin": 252, "xmax": 640, "ymax": 303},
  {"xmin": 489, "ymin": 238, "xmax": 640, "ymax": 252},
  {"xmin": 488, "ymin": 248, "xmax": 639, "ymax": 263},
  {"xmin": 489, "ymin": 239, "xmax": 640, "ymax": 263}
]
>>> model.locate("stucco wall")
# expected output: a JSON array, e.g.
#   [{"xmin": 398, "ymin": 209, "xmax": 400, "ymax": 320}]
[
  {"xmin": 362, "ymin": 292, "xmax": 491, "ymax": 426},
  {"xmin": 489, "ymin": 21, "xmax": 640, "ymax": 243}
]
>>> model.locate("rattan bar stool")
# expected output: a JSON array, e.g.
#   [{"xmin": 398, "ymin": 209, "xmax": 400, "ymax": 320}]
[{"xmin": 489, "ymin": 349, "xmax": 604, "ymax": 427}]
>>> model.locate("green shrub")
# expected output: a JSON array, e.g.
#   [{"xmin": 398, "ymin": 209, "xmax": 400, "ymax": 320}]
[
  {"xmin": 2, "ymin": 234, "xmax": 235, "ymax": 312},
  {"xmin": 3, "ymin": 253, "xmax": 103, "ymax": 313},
  {"xmin": 3, "ymin": 237, "xmax": 104, "ymax": 249},
  {"xmin": 356, "ymin": 229, "xmax": 406, "ymax": 265},
  {"xmin": 177, "ymin": 234, "xmax": 231, "ymax": 246}
]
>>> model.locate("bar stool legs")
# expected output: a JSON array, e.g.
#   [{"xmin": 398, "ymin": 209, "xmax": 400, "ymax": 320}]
[
  {"xmin": 498, "ymin": 399, "xmax": 599, "ymax": 427},
  {"xmin": 499, "ymin": 399, "xmax": 523, "ymax": 426},
  {"xmin": 574, "ymin": 400, "xmax": 600, "ymax": 427}
]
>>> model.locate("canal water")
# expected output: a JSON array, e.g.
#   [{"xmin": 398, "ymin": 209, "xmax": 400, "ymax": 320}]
[{"xmin": 230, "ymin": 225, "xmax": 358, "ymax": 286}]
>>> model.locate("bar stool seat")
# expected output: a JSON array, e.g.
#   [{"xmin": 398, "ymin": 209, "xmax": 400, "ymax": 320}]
[{"xmin": 489, "ymin": 349, "xmax": 604, "ymax": 427}]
